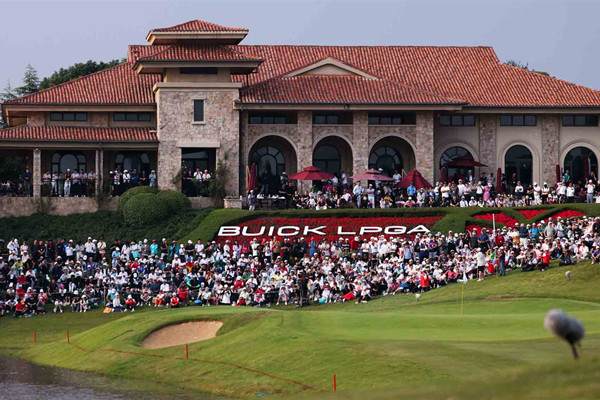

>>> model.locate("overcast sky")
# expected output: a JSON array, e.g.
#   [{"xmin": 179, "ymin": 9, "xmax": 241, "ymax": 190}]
[{"xmin": 1, "ymin": 0, "xmax": 599, "ymax": 91}]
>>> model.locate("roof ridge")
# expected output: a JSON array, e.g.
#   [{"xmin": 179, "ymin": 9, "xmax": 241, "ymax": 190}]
[{"xmin": 3, "ymin": 62, "xmax": 132, "ymax": 105}]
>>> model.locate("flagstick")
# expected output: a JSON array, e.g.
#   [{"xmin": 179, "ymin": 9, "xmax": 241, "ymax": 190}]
[
  {"xmin": 460, "ymin": 282, "xmax": 465, "ymax": 316},
  {"xmin": 493, "ymin": 214, "xmax": 496, "ymax": 231}
]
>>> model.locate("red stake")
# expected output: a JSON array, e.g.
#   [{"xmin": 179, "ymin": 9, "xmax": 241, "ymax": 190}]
[
  {"xmin": 186, "ymin": 344, "xmax": 189, "ymax": 360},
  {"xmin": 67, "ymin": 330, "xmax": 70, "ymax": 344},
  {"xmin": 33, "ymin": 330, "xmax": 36, "ymax": 343},
  {"xmin": 333, "ymin": 374, "xmax": 336, "ymax": 392}
]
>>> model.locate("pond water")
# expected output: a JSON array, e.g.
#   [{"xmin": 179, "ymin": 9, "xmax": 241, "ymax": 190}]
[{"xmin": 0, "ymin": 354, "xmax": 226, "ymax": 400}]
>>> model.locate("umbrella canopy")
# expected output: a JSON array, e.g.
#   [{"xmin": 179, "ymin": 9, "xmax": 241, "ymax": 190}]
[
  {"xmin": 556, "ymin": 164, "xmax": 561, "ymax": 184},
  {"xmin": 584, "ymin": 153, "xmax": 589, "ymax": 182},
  {"xmin": 440, "ymin": 166, "xmax": 448, "ymax": 183},
  {"xmin": 350, "ymin": 169, "xmax": 394, "ymax": 182},
  {"xmin": 247, "ymin": 163, "xmax": 257, "ymax": 192},
  {"xmin": 444, "ymin": 155, "xmax": 488, "ymax": 168},
  {"xmin": 496, "ymin": 167, "xmax": 503, "ymax": 194},
  {"xmin": 289, "ymin": 166, "xmax": 335, "ymax": 181},
  {"xmin": 397, "ymin": 169, "xmax": 433, "ymax": 189}
]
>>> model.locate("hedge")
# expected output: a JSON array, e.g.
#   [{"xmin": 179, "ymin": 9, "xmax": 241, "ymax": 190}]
[
  {"xmin": 123, "ymin": 193, "xmax": 170, "ymax": 226},
  {"xmin": 157, "ymin": 190, "xmax": 191, "ymax": 214},
  {"xmin": 117, "ymin": 186, "xmax": 158, "ymax": 213}
]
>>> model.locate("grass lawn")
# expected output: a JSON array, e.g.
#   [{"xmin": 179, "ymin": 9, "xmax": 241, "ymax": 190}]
[{"xmin": 1, "ymin": 262, "xmax": 600, "ymax": 399}]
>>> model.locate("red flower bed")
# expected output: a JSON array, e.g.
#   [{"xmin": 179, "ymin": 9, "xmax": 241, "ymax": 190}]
[
  {"xmin": 215, "ymin": 216, "xmax": 443, "ymax": 244},
  {"xmin": 516, "ymin": 209, "xmax": 547, "ymax": 220},
  {"xmin": 474, "ymin": 212, "xmax": 519, "ymax": 227},
  {"xmin": 550, "ymin": 210, "xmax": 586, "ymax": 219}
]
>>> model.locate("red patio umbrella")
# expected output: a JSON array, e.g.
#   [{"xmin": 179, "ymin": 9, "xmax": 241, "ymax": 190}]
[
  {"xmin": 555, "ymin": 164, "xmax": 561, "ymax": 184},
  {"xmin": 496, "ymin": 167, "xmax": 503, "ymax": 194},
  {"xmin": 350, "ymin": 169, "xmax": 394, "ymax": 181},
  {"xmin": 440, "ymin": 166, "xmax": 448, "ymax": 183},
  {"xmin": 247, "ymin": 163, "xmax": 257, "ymax": 192},
  {"xmin": 289, "ymin": 166, "xmax": 335, "ymax": 181},
  {"xmin": 444, "ymin": 155, "xmax": 488, "ymax": 168},
  {"xmin": 397, "ymin": 169, "xmax": 433, "ymax": 189}
]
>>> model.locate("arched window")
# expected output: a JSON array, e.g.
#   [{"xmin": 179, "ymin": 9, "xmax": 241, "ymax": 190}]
[
  {"xmin": 440, "ymin": 146, "xmax": 473, "ymax": 182},
  {"xmin": 51, "ymin": 152, "xmax": 86, "ymax": 173},
  {"xmin": 313, "ymin": 145, "xmax": 340, "ymax": 177},
  {"xmin": 505, "ymin": 145, "xmax": 533, "ymax": 186},
  {"xmin": 251, "ymin": 146, "xmax": 285, "ymax": 179},
  {"xmin": 564, "ymin": 146, "xmax": 598, "ymax": 184},
  {"xmin": 115, "ymin": 152, "xmax": 150, "ymax": 173},
  {"xmin": 369, "ymin": 146, "xmax": 403, "ymax": 177}
]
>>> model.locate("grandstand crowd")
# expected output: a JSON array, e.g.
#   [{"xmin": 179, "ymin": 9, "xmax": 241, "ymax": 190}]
[
  {"xmin": 247, "ymin": 169, "xmax": 600, "ymax": 210},
  {"xmin": 1, "ymin": 213, "xmax": 598, "ymax": 317}
]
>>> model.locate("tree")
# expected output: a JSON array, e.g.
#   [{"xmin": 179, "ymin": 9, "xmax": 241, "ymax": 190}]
[
  {"xmin": 15, "ymin": 64, "xmax": 40, "ymax": 96},
  {"xmin": 0, "ymin": 81, "xmax": 17, "ymax": 128},
  {"xmin": 505, "ymin": 59, "xmax": 549, "ymax": 76},
  {"xmin": 39, "ymin": 59, "xmax": 125, "ymax": 90}
]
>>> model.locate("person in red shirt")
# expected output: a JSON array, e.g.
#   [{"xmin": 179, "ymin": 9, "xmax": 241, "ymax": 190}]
[
  {"xmin": 540, "ymin": 250, "xmax": 551, "ymax": 271},
  {"xmin": 125, "ymin": 295, "xmax": 136, "ymax": 312},
  {"xmin": 177, "ymin": 286, "xmax": 189, "ymax": 304},
  {"xmin": 170, "ymin": 294, "xmax": 180, "ymax": 308},
  {"xmin": 14, "ymin": 300, "xmax": 26, "ymax": 318}
]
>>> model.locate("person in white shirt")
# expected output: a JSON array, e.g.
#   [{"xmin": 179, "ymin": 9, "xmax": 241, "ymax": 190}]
[
  {"xmin": 353, "ymin": 181, "xmax": 364, "ymax": 208},
  {"xmin": 586, "ymin": 180, "xmax": 595, "ymax": 203},
  {"xmin": 566, "ymin": 182, "xmax": 576, "ymax": 203}
]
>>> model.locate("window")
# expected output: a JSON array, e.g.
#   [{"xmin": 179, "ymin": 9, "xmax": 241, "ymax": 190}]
[
  {"xmin": 505, "ymin": 145, "xmax": 533, "ymax": 186},
  {"xmin": 562, "ymin": 115, "xmax": 599, "ymax": 127},
  {"xmin": 182, "ymin": 148, "xmax": 215, "ymax": 173},
  {"xmin": 313, "ymin": 145, "xmax": 341, "ymax": 176},
  {"xmin": 50, "ymin": 112, "xmax": 87, "ymax": 122},
  {"xmin": 500, "ymin": 114, "xmax": 536, "ymax": 126},
  {"xmin": 368, "ymin": 112, "xmax": 416, "ymax": 125},
  {"xmin": 313, "ymin": 112, "xmax": 352, "ymax": 125},
  {"xmin": 439, "ymin": 146, "xmax": 474, "ymax": 182},
  {"xmin": 51, "ymin": 152, "xmax": 87, "ymax": 173},
  {"xmin": 248, "ymin": 112, "xmax": 296, "ymax": 124},
  {"xmin": 439, "ymin": 114, "xmax": 475, "ymax": 126},
  {"xmin": 251, "ymin": 146, "xmax": 286, "ymax": 192},
  {"xmin": 180, "ymin": 67, "xmax": 218, "ymax": 75},
  {"xmin": 564, "ymin": 147, "xmax": 598, "ymax": 184},
  {"xmin": 114, "ymin": 112, "xmax": 152, "ymax": 122},
  {"xmin": 115, "ymin": 152, "xmax": 151, "ymax": 174},
  {"xmin": 193, "ymin": 100, "xmax": 205, "ymax": 122},
  {"xmin": 368, "ymin": 146, "xmax": 403, "ymax": 177}
]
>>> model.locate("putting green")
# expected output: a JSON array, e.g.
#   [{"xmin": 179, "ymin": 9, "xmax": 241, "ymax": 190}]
[{"xmin": 2, "ymin": 263, "xmax": 600, "ymax": 399}]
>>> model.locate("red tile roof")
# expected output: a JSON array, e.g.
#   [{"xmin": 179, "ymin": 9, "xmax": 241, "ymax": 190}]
[
  {"xmin": 152, "ymin": 19, "xmax": 247, "ymax": 33},
  {"xmin": 4, "ymin": 63, "xmax": 159, "ymax": 105},
  {"xmin": 5, "ymin": 43, "xmax": 600, "ymax": 108},
  {"xmin": 0, "ymin": 126, "xmax": 157, "ymax": 142},
  {"xmin": 242, "ymin": 75, "xmax": 465, "ymax": 105},
  {"xmin": 233, "ymin": 45, "xmax": 600, "ymax": 107},
  {"xmin": 137, "ymin": 45, "xmax": 262, "ymax": 62}
]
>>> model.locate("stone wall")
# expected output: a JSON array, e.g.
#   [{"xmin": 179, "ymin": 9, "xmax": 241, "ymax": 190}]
[
  {"xmin": 541, "ymin": 114, "xmax": 560, "ymax": 184},
  {"xmin": 156, "ymin": 88, "xmax": 240, "ymax": 195},
  {"xmin": 479, "ymin": 114, "xmax": 497, "ymax": 177},
  {"xmin": 353, "ymin": 111, "xmax": 369, "ymax": 175},
  {"xmin": 415, "ymin": 111, "xmax": 434, "ymax": 184},
  {"xmin": 0, "ymin": 197, "xmax": 118, "ymax": 218}
]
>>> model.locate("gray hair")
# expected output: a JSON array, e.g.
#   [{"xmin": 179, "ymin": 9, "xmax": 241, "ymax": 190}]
[{"xmin": 544, "ymin": 309, "xmax": 585, "ymax": 358}]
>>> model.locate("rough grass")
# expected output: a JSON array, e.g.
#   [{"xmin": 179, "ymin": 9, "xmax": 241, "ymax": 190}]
[{"xmin": 2, "ymin": 261, "xmax": 600, "ymax": 399}]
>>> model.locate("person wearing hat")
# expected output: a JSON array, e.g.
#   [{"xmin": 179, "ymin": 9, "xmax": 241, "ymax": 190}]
[{"xmin": 149, "ymin": 170, "xmax": 157, "ymax": 188}]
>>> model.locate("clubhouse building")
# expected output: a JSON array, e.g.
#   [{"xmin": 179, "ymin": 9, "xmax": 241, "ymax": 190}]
[{"xmin": 2, "ymin": 19, "xmax": 600, "ymax": 200}]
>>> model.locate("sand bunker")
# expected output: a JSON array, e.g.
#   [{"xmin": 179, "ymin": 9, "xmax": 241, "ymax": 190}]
[{"xmin": 141, "ymin": 321, "xmax": 223, "ymax": 349}]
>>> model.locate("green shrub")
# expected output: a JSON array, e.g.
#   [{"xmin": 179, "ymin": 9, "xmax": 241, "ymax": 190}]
[
  {"xmin": 157, "ymin": 190, "xmax": 191, "ymax": 214},
  {"xmin": 117, "ymin": 186, "xmax": 158, "ymax": 213},
  {"xmin": 123, "ymin": 193, "xmax": 169, "ymax": 226}
]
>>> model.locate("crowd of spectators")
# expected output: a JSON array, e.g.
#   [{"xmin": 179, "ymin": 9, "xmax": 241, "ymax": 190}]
[
  {"xmin": 1, "ymin": 214, "xmax": 598, "ymax": 317},
  {"xmin": 181, "ymin": 167, "xmax": 212, "ymax": 197},
  {"xmin": 0, "ymin": 168, "xmax": 159, "ymax": 198},
  {"xmin": 247, "ymin": 169, "xmax": 600, "ymax": 210}
]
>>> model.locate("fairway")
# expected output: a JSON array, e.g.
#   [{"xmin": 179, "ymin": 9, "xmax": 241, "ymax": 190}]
[{"xmin": 2, "ymin": 263, "xmax": 600, "ymax": 399}]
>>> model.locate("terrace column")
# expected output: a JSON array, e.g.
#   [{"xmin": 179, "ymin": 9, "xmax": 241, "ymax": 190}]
[
  {"xmin": 478, "ymin": 114, "xmax": 497, "ymax": 179},
  {"xmin": 297, "ymin": 111, "xmax": 313, "ymax": 193},
  {"xmin": 352, "ymin": 111, "xmax": 369, "ymax": 178},
  {"xmin": 416, "ymin": 111, "xmax": 434, "ymax": 184},
  {"xmin": 95, "ymin": 148, "xmax": 103, "ymax": 195},
  {"xmin": 541, "ymin": 115, "xmax": 560, "ymax": 185},
  {"xmin": 33, "ymin": 148, "xmax": 41, "ymax": 198}
]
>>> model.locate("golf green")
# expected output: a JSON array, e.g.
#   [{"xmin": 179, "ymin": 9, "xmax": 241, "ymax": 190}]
[{"xmin": 1, "ymin": 263, "xmax": 600, "ymax": 399}]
